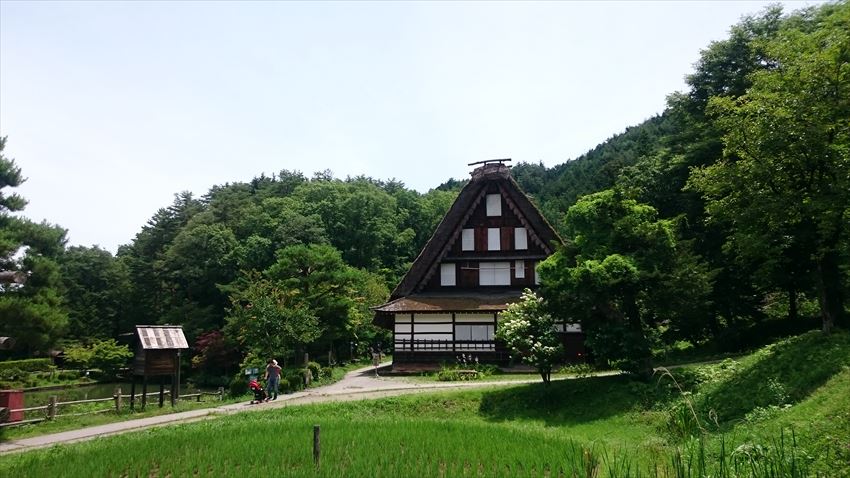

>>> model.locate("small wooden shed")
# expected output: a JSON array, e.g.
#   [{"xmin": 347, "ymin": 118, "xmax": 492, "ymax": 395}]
[{"xmin": 130, "ymin": 325, "xmax": 189, "ymax": 410}]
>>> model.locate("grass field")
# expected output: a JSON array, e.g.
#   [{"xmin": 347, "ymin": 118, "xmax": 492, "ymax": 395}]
[
  {"xmin": 1, "ymin": 330, "xmax": 848, "ymax": 477},
  {"xmin": 0, "ymin": 360, "xmax": 373, "ymax": 442}
]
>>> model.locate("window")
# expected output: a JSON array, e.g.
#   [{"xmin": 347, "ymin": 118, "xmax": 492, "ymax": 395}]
[
  {"xmin": 487, "ymin": 228, "xmax": 500, "ymax": 251},
  {"xmin": 455, "ymin": 324, "xmax": 494, "ymax": 341},
  {"xmin": 440, "ymin": 263, "xmax": 456, "ymax": 286},
  {"xmin": 486, "ymin": 194, "xmax": 502, "ymax": 216},
  {"xmin": 462, "ymin": 229, "xmax": 474, "ymax": 251},
  {"xmin": 479, "ymin": 262, "xmax": 510, "ymax": 286},
  {"xmin": 515, "ymin": 260, "xmax": 525, "ymax": 278},
  {"xmin": 514, "ymin": 227, "xmax": 528, "ymax": 250}
]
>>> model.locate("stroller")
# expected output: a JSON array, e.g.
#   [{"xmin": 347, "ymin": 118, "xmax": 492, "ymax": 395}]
[{"xmin": 249, "ymin": 378, "xmax": 268, "ymax": 404}]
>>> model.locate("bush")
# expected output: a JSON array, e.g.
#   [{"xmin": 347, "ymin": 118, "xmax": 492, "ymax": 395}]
[
  {"xmin": 306, "ymin": 361, "xmax": 321, "ymax": 379},
  {"xmin": 319, "ymin": 367, "xmax": 333, "ymax": 381},
  {"xmin": 0, "ymin": 367, "xmax": 24, "ymax": 382},
  {"xmin": 229, "ymin": 377, "xmax": 248, "ymax": 397},
  {"xmin": 283, "ymin": 370, "xmax": 305, "ymax": 392},
  {"xmin": 192, "ymin": 372, "xmax": 230, "ymax": 388},
  {"xmin": 558, "ymin": 363, "xmax": 595, "ymax": 378},
  {"xmin": 57, "ymin": 370, "xmax": 79, "ymax": 380},
  {"xmin": 0, "ymin": 358, "xmax": 53, "ymax": 373},
  {"xmin": 437, "ymin": 368, "xmax": 479, "ymax": 381},
  {"xmin": 63, "ymin": 340, "xmax": 132, "ymax": 379}
]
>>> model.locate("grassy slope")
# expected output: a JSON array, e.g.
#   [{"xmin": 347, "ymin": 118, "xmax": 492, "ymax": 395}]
[{"xmin": 1, "ymin": 330, "xmax": 847, "ymax": 477}]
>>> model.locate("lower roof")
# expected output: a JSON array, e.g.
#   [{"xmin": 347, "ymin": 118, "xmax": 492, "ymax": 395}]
[{"xmin": 373, "ymin": 291, "xmax": 523, "ymax": 328}]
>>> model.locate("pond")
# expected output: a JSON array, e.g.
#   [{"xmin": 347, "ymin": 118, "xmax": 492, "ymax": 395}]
[{"xmin": 24, "ymin": 382, "xmax": 215, "ymax": 407}]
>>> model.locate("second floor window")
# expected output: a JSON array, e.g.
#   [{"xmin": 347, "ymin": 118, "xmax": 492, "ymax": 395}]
[
  {"xmin": 515, "ymin": 227, "xmax": 528, "ymax": 250},
  {"xmin": 487, "ymin": 228, "xmax": 500, "ymax": 251},
  {"xmin": 462, "ymin": 228, "xmax": 474, "ymax": 251},
  {"xmin": 486, "ymin": 194, "xmax": 502, "ymax": 216},
  {"xmin": 440, "ymin": 263, "xmax": 456, "ymax": 286}
]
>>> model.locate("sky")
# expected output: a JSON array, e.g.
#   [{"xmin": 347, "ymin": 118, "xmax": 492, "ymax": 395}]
[{"xmin": 0, "ymin": 1, "xmax": 824, "ymax": 253}]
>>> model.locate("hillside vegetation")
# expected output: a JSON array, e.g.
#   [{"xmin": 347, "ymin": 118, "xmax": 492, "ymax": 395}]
[{"xmin": 2, "ymin": 330, "xmax": 848, "ymax": 476}]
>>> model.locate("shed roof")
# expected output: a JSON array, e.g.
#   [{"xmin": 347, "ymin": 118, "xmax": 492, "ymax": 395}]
[{"xmin": 135, "ymin": 325, "xmax": 189, "ymax": 350}]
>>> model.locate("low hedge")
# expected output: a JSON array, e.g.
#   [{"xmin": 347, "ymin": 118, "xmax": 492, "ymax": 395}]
[{"xmin": 0, "ymin": 358, "xmax": 53, "ymax": 373}]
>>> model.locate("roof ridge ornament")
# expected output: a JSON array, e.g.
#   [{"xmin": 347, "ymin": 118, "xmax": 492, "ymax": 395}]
[
  {"xmin": 467, "ymin": 158, "xmax": 511, "ymax": 167},
  {"xmin": 469, "ymin": 158, "xmax": 512, "ymax": 181}
]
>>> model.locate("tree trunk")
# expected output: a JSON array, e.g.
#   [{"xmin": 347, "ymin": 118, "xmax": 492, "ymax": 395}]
[{"xmin": 816, "ymin": 248, "xmax": 844, "ymax": 334}]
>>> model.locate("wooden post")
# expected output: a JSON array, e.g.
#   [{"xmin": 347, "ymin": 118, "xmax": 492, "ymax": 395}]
[
  {"xmin": 313, "ymin": 425, "xmax": 320, "ymax": 467},
  {"xmin": 175, "ymin": 350, "xmax": 181, "ymax": 405},
  {"xmin": 47, "ymin": 395, "xmax": 57, "ymax": 420},
  {"xmin": 304, "ymin": 353, "xmax": 311, "ymax": 386},
  {"xmin": 114, "ymin": 387, "xmax": 122, "ymax": 413},
  {"xmin": 218, "ymin": 386, "xmax": 224, "ymax": 401},
  {"xmin": 170, "ymin": 372, "xmax": 177, "ymax": 407},
  {"xmin": 159, "ymin": 380, "xmax": 165, "ymax": 408},
  {"xmin": 142, "ymin": 375, "xmax": 148, "ymax": 410},
  {"xmin": 130, "ymin": 379, "xmax": 136, "ymax": 411}
]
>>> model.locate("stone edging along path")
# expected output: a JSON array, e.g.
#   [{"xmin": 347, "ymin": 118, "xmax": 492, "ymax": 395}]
[{"xmin": 0, "ymin": 364, "xmax": 619, "ymax": 455}]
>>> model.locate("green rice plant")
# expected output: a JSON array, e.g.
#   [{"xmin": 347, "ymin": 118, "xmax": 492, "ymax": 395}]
[{"xmin": 729, "ymin": 429, "xmax": 811, "ymax": 478}]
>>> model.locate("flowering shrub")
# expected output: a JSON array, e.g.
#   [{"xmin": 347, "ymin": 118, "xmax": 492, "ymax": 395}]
[
  {"xmin": 496, "ymin": 289, "xmax": 563, "ymax": 384},
  {"xmin": 436, "ymin": 354, "xmax": 498, "ymax": 381}
]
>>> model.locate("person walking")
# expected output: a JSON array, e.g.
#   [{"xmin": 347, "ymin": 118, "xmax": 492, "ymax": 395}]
[
  {"xmin": 265, "ymin": 359, "xmax": 282, "ymax": 400},
  {"xmin": 371, "ymin": 347, "xmax": 382, "ymax": 377}
]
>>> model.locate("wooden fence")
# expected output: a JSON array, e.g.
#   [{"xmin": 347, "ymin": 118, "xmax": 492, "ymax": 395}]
[{"xmin": 0, "ymin": 386, "xmax": 225, "ymax": 428}]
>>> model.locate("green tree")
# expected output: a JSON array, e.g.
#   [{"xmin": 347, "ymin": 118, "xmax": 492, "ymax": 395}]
[
  {"xmin": 161, "ymin": 221, "xmax": 240, "ymax": 337},
  {"xmin": 223, "ymin": 273, "xmax": 321, "ymax": 366},
  {"xmin": 60, "ymin": 246, "xmax": 131, "ymax": 339},
  {"xmin": 0, "ymin": 138, "xmax": 69, "ymax": 354},
  {"xmin": 119, "ymin": 192, "xmax": 202, "ymax": 328},
  {"xmin": 266, "ymin": 244, "xmax": 368, "ymax": 354},
  {"xmin": 496, "ymin": 289, "xmax": 563, "ymax": 385},
  {"xmin": 539, "ymin": 189, "xmax": 709, "ymax": 377},
  {"xmin": 691, "ymin": 3, "xmax": 850, "ymax": 333}
]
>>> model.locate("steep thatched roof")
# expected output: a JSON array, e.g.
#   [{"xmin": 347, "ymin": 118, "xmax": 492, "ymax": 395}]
[{"xmin": 389, "ymin": 163, "xmax": 561, "ymax": 300}]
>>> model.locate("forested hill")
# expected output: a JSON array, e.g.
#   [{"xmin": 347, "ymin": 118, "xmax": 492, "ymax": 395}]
[
  {"xmin": 0, "ymin": 2, "xmax": 846, "ymax": 380},
  {"xmin": 511, "ymin": 113, "xmax": 673, "ymax": 227}
]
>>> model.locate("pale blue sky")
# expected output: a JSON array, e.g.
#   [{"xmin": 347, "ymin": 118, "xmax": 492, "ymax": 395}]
[{"xmin": 0, "ymin": 1, "xmax": 823, "ymax": 252}]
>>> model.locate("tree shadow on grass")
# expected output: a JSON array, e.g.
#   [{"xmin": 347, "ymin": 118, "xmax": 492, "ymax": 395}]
[{"xmin": 477, "ymin": 374, "xmax": 677, "ymax": 427}]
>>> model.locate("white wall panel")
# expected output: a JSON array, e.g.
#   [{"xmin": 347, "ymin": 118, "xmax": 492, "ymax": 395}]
[
  {"xmin": 414, "ymin": 314, "xmax": 452, "ymax": 323},
  {"xmin": 480, "ymin": 262, "xmax": 510, "ymax": 286},
  {"xmin": 394, "ymin": 324, "xmax": 412, "ymax": 334},
  {"xmin": 415, "ymin": 323, "xmax": 453, "ymax": 333},
  {"xmin": 455, "ymin": 313, "xmax": 495, "ymax": 323}
]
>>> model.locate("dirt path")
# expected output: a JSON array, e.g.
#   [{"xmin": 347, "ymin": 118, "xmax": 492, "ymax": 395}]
[{"xmin": 0, "ymin": 363, "xmax": 570, "ymax": 455}]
